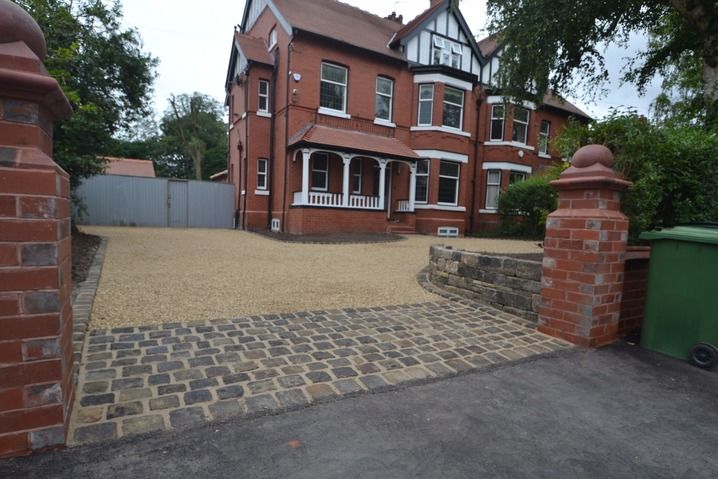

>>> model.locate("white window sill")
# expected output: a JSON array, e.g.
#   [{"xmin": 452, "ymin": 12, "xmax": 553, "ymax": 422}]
[
  {"xmin": 479, "ymin": 208, "xmax": 499, "ymax": 214},
  {"xmin": 257, "ymin": 111, "xmax": 272, "ymax": 118},
  {"xmin": 410, "ymin": 126, "xmax": 471, "ymax": 138},
  {"xmin": 255, "ymin": 190, "xmax": 270, "ymax": 196},
  {"xmin": 485, "ymin": 141, "xmax": 535, "ymax": 151},
  {"xmin": 538, "ymin": 152, "xmax": 551, "ymax": 159},
  {"xmin": 318, "ymin": 107, "xmax": 351, "ymax": 119},
  {"xmin": 374, "ymin": 118, "xmax": 396, "ymax": 128},
  {"xmin": 414, "ymin": 204, "xmax": 466, "ymax": 212}
]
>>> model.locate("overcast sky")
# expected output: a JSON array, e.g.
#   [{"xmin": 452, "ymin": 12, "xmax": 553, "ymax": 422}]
[{"xmin": 120, "ymin": 0, "xmax": 661, "ymax": 120}]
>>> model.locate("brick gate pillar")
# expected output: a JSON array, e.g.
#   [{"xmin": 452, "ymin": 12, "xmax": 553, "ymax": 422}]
[
  {"xmin": 538, "ymin": 145, "xmax": 632, "ymax": 347},
  {"xmin": 0, "ymin": 1, "xmax": 74, "ymax": 458}
]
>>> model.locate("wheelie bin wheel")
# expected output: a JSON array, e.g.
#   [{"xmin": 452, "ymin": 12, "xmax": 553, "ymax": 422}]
[{"xmin": 689, "ymin": 343, "xmax": 718, "ymax": 369}]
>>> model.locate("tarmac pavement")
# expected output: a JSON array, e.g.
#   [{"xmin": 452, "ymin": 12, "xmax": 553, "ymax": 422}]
[{"xmin": 2, "ymin": 343, "xmax": 716, "ymax": 479}]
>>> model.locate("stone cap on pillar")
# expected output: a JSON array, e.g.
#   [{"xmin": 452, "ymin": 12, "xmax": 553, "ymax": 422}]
[
  {"xmin": 0, "ymin": 0, "xmax": 71, "ymax": 120},
  {"xmin": 551, "ymin": 144, "xmax": 632, "ymax": 191}
]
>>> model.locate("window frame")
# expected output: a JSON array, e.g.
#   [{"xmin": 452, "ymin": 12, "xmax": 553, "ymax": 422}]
[
  {"xmin": 512, "ymin": 107, "xmax": 530, "ymax": 144},
  {"xmin": 268, "ymin": 27, "xmax": 277, "ymax": 50},
  {"xmin": 510, "ymin": 171, "xmax": 527, "ymax": 184},
  {"xmin": 451, "ymin": 43, "xmax": 463, "ymax": 69},
  {"xmin": 485, "ymin": 170, "xmax": 502, "ymax": 210},
  {"xmin": 258, "ymin": 79, "xmax": 270, "ymax": 113},
  {"xmin": 311, "ymin": 153, "xmax": 329, "ymax": 192},
  {"xmin": 437, "ymin": 160, "xmax": 460, "ymax": 206},
  {"xmin": 351, "ymin": 159, "xmax": 362, "ymax": 194},
  {"xmin": 490, "ymin": 105, "xmax": 505, "ymax": 141},
  {"xmin": 320, "ymin": 62, "xmax": 348, "ymax": 114},
  {"xmin": 414, "ymin": 159, "xmax": 430, "ymax": 204},
  {"xmin": 418, "ymin": 84, "xmax": 434, "ymax": 126},
  {"xmin": 375, "ymin": 76, "xmax": 394, "ymax": 122},
  {"xmin": 539, "ymin": 120, "xmax": 551, "ymax": 155},
  {"xmin": 442, "ymin": 86, "xmax": 465, "ymax": 130},
  {"xmin": 257, "ymin": 158, "xmax": 268, "ymax": 190}
]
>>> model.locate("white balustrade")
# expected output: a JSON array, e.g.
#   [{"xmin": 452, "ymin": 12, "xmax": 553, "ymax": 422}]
[{"xmin": 293, "ymin": 191, "xmax": 383, "ymax": 210}]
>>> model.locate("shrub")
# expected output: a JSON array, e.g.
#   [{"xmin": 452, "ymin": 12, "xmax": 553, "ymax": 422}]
[{"xmin": 498, "ymin": 171, "xmax": 560, "ymax": 239}]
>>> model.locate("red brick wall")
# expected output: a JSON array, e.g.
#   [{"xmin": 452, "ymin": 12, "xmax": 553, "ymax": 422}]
[
  {"xmin": 0, "ymin": 26, "xmax": 74, "ymax": 456},
  {"xmin": 618, "ymin": 247, "xmax": 650, "ymax": 338},
  {"xmin": 0, "ymin": 146, "xmax": 74, "ymax": 458},
  {"xmin": 286, "ymin": 208, "xmax": 389, "ymax": 235}
]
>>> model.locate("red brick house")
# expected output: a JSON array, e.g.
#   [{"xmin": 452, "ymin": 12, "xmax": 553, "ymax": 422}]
[{"xmin": 225, "ymin": 0, "xmax": 589, "ymax": 235}]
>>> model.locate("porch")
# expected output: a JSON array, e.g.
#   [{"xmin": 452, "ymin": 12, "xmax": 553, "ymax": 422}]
[{"xmin": 291, "ymin": 147, "xmax": 418, "ymax": 214}]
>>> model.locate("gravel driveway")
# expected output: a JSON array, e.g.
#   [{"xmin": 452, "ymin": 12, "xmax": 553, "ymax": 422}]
[{"xmin": 82, "ymin": 227, "xmax": 542, "ymax": 329}]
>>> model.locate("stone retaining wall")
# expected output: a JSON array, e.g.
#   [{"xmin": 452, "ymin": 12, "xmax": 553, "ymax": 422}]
[{"xmin": 428, "ymin": 245, "xmax": 542, "ymax": 323}]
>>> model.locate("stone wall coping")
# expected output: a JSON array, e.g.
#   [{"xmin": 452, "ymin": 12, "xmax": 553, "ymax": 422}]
[
  {"xmin": 625, "ymin": 246, "xmax": 650, "ymax": 261},
  {"xmin": 430, "ymin": 244, "xmax": 542, "ymax": 265}
]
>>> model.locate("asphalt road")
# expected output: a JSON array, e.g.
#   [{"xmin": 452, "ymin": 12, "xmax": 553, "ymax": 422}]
[{"xmin": 3, "ymin": 344, "xmax": 717, "ymax": 479}]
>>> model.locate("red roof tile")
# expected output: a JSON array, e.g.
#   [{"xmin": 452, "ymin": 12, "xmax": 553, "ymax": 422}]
[
  {"xmin": 543, "ymin": 93, "xmax": 592, "ymax": 120},
  {"xmin": 102, "ymin": 157, "xmax": 156, "ymax": 177},
  {"xmin": 272, "ymin": 0, "xmax": 404, "ymax": 60},
  {"xmin": 235, "ymin": 32, "xmax": 273, "ymax": 66},
  {"xmin": 289, "ymin": 124, "xmax": 419, "ymax": 160},
  {"xmin": 477, "ymin": 36, "xmax": 500, "ymax": 57}
]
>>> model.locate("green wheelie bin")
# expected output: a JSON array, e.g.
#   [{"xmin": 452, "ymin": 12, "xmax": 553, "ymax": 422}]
[{"xmin": 639, "ymin": 224, "xmax": 718, "ymax": 369}]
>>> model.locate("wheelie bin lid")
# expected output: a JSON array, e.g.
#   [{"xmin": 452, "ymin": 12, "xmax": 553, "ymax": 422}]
[{"xmin": 640, "ymin": 223, "xmax": 718, "ymax": 245}]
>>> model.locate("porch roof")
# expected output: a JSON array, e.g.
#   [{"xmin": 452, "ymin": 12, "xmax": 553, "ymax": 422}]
[{"xmin": 289, "ymin": 124, "xmax": 419, "ymax": 161}]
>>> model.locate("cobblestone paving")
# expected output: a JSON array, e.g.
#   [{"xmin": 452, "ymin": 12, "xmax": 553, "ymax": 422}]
[{"xmin": 69, "ymin": 301, "xmax": 570, "ymax": 445}]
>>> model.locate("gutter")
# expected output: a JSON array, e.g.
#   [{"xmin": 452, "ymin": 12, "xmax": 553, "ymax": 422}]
[
  {"xmin": 280, "ymin": 35, "xmax": 294, "ymax": 232},
  {"xmin": 242, "ymin": 72, "xmax": 249, "ymax": 230},
  {"xmin": 469, "ymin": 95, "xmax": 483, "ymax": 235},
  {"xmin": 267, "ymin": 49, "xmax": 280, "ymax": 230}
]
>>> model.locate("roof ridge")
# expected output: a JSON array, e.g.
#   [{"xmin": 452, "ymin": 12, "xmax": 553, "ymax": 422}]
[{"xmin": 323, "ymin": 0, "xmax": 402, "ymax": 27}]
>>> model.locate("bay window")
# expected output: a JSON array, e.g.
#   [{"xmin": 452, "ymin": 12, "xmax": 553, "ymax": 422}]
[
  {"xmin": 418, "ymin": 84, "xmax": 434, "ymax": 126},
  {"xmin": 443, "ymin": 86, "xmax": 464, "ymax": 130},
  {"xmin": 490, "ymin": 105, "xmax": 505, "ymax": 141},
  {"xmin": 512, "ymin": 107, "xmax": 529, "ymax": 144},
  {"xmin": 311, "ymin": 153, "xmax": 328, "ymax": 191},
  {"xmin": 415, "ymin": 159, "xmax": 429, "ymax": 203},
  {"xmin": 486, "ymin": 170, "xmax": 501, "ymax": 210},
  {"xmin": 438, "ymin": 161, "xmax": 460, "ymax": 205}
]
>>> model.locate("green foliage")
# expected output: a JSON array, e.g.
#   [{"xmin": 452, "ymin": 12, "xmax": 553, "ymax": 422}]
[
  {"xmin": 487, "ymin": 0, "xmax": 718, "ymax": 128},
  {"xmin": 161, "ymin": 93, "xmax": 228, "ymax": 180},
  {"xmin": 108, "ymin": 93, "xmax": 228, "ymax": 180},
  {"xmin": 498, "ymin": 164, "xmax": 567, "ymax": 239},
  {"xmin": 557, "ymin": 111, "xmax": 718, "ymax": 242},
  {"xmin": 14, "ymin": 0, "xmax": 157, "ymax": 187}
]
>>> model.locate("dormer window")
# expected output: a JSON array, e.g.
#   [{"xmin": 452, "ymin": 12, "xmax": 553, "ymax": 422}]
[
  {"xmin": 432, "ymin": 36, "xmax": 462, "ymax": 69},
  {"xmin": 268, "ymin": 27, "xmax": 277, "ymax": 50}
]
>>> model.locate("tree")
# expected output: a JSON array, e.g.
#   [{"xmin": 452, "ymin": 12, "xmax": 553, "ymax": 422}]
[
  {"xmin": 555, "ymin": 111, "xmax": 718, "ymax": 242},
  {"xmin": 487, "ymin": 0, "xmax": 718, "ymax": 128},
  {"xmin": 160, "ymin": 93, "xmax": 228, "ymax": 180},
  {"xmin": 14, "ymin": 0, "xmax": 157, "ymax": 187}
]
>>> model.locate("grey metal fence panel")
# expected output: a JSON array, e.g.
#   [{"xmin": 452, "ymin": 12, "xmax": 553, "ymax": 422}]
[
  {"xmin": 76, "ymin": 175, "xmax": 168, "ymax": 227},
  {"xmin": 168, "ymin": 180, "xmax": 189, "ymax": 228},
  {"xmin": 75, "ymin": 175, "xmax": 235, "ymax": 229},
  {"xmin": 188, "ymin": 181, "xmax": 235, "ymax": 228}
]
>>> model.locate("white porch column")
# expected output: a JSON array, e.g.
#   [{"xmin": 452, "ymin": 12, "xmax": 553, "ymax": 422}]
[
  {"xmin": 378, "ymin": 159, "xmax": 387, "ymax": 211},
  {"xmin": 409, "ymin": 163, "xmax": 417, "ymax": 212},
  {"xmin": 301, "ymin": 149, "xmax": 311, "ymax": 205},
  {"xmin": 342, "ymin": 154, "xmax": 351, "ymax": 207}
]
